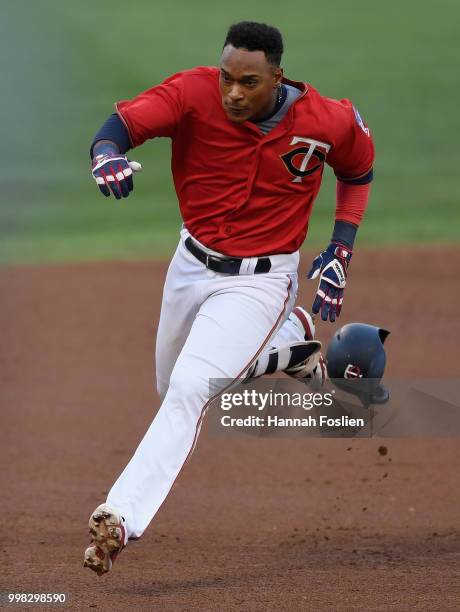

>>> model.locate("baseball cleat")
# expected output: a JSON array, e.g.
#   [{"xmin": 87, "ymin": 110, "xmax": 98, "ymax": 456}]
[
  {"xmin": 283, "ymin": 307, "xmax": 327, "ymax": 386},
  {"xmin": 286, "ymin": 352, "xmax": 328, "ymax": 388},
  {"xmin": 283, "ymin": 341, "xmax": 322, "ymax": 377},
  {"xmin": 246, "ymin": 307, "xmax": 322, "ymax": 381},
  {"xmin": 83, "ymin": 504, "xmax": 126, "ymax": 576}
]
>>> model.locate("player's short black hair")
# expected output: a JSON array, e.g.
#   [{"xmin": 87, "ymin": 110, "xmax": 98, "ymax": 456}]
[{"xmin": 223, "ymin": 21, "xmax": 284, "ymax": 66}]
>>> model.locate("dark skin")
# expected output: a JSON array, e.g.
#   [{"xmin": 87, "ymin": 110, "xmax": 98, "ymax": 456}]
[{"xmin": 219, "ymin": 44, "xmax": 283, "ymax": 124}]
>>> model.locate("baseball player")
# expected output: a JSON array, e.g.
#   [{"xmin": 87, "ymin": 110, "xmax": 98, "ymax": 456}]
[{"xmin": 84, "ymin": 21, "xmax": 374, "ymax": 575}]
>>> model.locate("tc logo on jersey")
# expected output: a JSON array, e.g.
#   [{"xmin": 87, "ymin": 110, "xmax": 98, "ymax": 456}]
[{"xmin": 281, "ymin": 137, "xmax": 331, "ymax": 183}]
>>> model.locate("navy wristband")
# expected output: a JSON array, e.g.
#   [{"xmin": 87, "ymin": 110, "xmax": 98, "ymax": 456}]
[
  {"xmin": 90, "ymin": 113, "xmax": 131, "ymax": 158},
  {"xmin": 331, "ymin": 220, "xmax": 358, "ymax": 250}
]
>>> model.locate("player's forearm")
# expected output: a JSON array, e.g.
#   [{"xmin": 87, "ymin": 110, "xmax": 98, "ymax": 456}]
[
  {"xmin": 90, "ymin": 113, "xmax": 131, "ymax": 158},
  {"xmin": 332, "ymin": 181, "xmax": 372, "ymax": 248}
]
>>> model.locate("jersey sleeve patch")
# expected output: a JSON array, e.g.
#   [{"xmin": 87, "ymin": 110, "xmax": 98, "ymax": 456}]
[{"xmin": 353, "ymin": 106, "xmax": 370, "ymax": 137}]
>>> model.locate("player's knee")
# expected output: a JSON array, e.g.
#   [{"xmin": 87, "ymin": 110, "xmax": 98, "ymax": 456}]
[{"xmin": 167, "ymin": 368, "xmax": 209, "ymax": 404}]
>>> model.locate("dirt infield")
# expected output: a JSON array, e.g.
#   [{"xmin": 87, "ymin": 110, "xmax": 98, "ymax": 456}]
[{"xmin": 1, "ymin": 247, "xmax": 459, "ymax": 611}]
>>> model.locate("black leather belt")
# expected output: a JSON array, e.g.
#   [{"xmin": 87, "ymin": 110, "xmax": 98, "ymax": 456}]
[{"xmin": 184, "ymin": 237, "xmax": 271, "ymax": 274}]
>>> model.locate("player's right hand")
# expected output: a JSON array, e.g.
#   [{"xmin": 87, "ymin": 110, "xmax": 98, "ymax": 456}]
[
  {"xmin": 91, "ymin": 153, "xmax": 142, "ymax": 199},
  {"xmin": 307, "ymin": 243, "xmax": 352, "ymax": 323}
]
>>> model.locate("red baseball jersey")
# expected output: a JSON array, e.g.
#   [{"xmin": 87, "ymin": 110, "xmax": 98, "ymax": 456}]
[{"xmin": 116, "ymin": 67, "xmax": 374, "ymax": 257}]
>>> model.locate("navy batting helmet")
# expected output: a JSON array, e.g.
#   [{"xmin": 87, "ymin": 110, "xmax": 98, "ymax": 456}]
[{"xmin": 326, "ymin": 323, "xmax": 390, "ymax": 406}]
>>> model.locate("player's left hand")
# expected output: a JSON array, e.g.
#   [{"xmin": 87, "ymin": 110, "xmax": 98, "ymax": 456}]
[
  {"xmin": 91, "ymin": 153, "xmax": 142, "ymax": 199},
  {"xmin": 307, "ymin": 243, "xmax": 352, "ymax": 322}
]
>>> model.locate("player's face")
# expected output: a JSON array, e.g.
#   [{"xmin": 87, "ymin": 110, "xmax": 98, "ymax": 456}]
[{"xmin": 219, "ymin": 45, "xmax": 283, "ymax": 123}]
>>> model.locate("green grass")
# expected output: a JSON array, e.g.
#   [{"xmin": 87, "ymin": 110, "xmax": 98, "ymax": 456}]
[{"xmin": 1, "ymin": 0, "xmax": 459, "ymax": 264}]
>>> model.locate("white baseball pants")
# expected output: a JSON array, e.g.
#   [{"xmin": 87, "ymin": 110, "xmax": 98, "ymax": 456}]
[{"xmin": 107, "ymin": 229, "xmax": 299, "ymax": 538}]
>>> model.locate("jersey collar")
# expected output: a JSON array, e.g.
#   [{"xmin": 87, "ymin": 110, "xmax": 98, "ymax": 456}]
[
  {"xmin": 242, "ymin": 77, "xmax": 309, "ymax": 139},
  {"xmin": 281, "ymin": 75, "xmax": 309, "ymax": 96}
]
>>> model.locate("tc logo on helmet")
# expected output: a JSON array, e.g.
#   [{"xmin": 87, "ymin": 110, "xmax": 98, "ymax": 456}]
[
  {"xmin": 344, "ymin": 364, "xmax": 363, "ymax": 379},
  {"xmin": 281, "ymin": 137, "xmax": 331, "ymax": 183}
]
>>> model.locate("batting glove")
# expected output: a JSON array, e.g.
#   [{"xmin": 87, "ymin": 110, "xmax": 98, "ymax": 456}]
[
  {"xmin": 307, "ymin": 243, "xmax": 352, "ymax": 323},
  {"xmin": 91, "ymin": 153, "xmax": 142, "ymax": 199}
]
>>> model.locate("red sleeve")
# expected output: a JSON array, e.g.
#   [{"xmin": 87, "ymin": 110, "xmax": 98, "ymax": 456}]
[
  {"xmin": 326, "ymin": 99, "xmax": 374, "ymax": 181},
  {"xmin": 335, "ymin": 181, "xmax": 371, "ymax": 225},
  {"xmin": 115, "ymin": 72, "xmax": 186, "ymax": 148}
]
